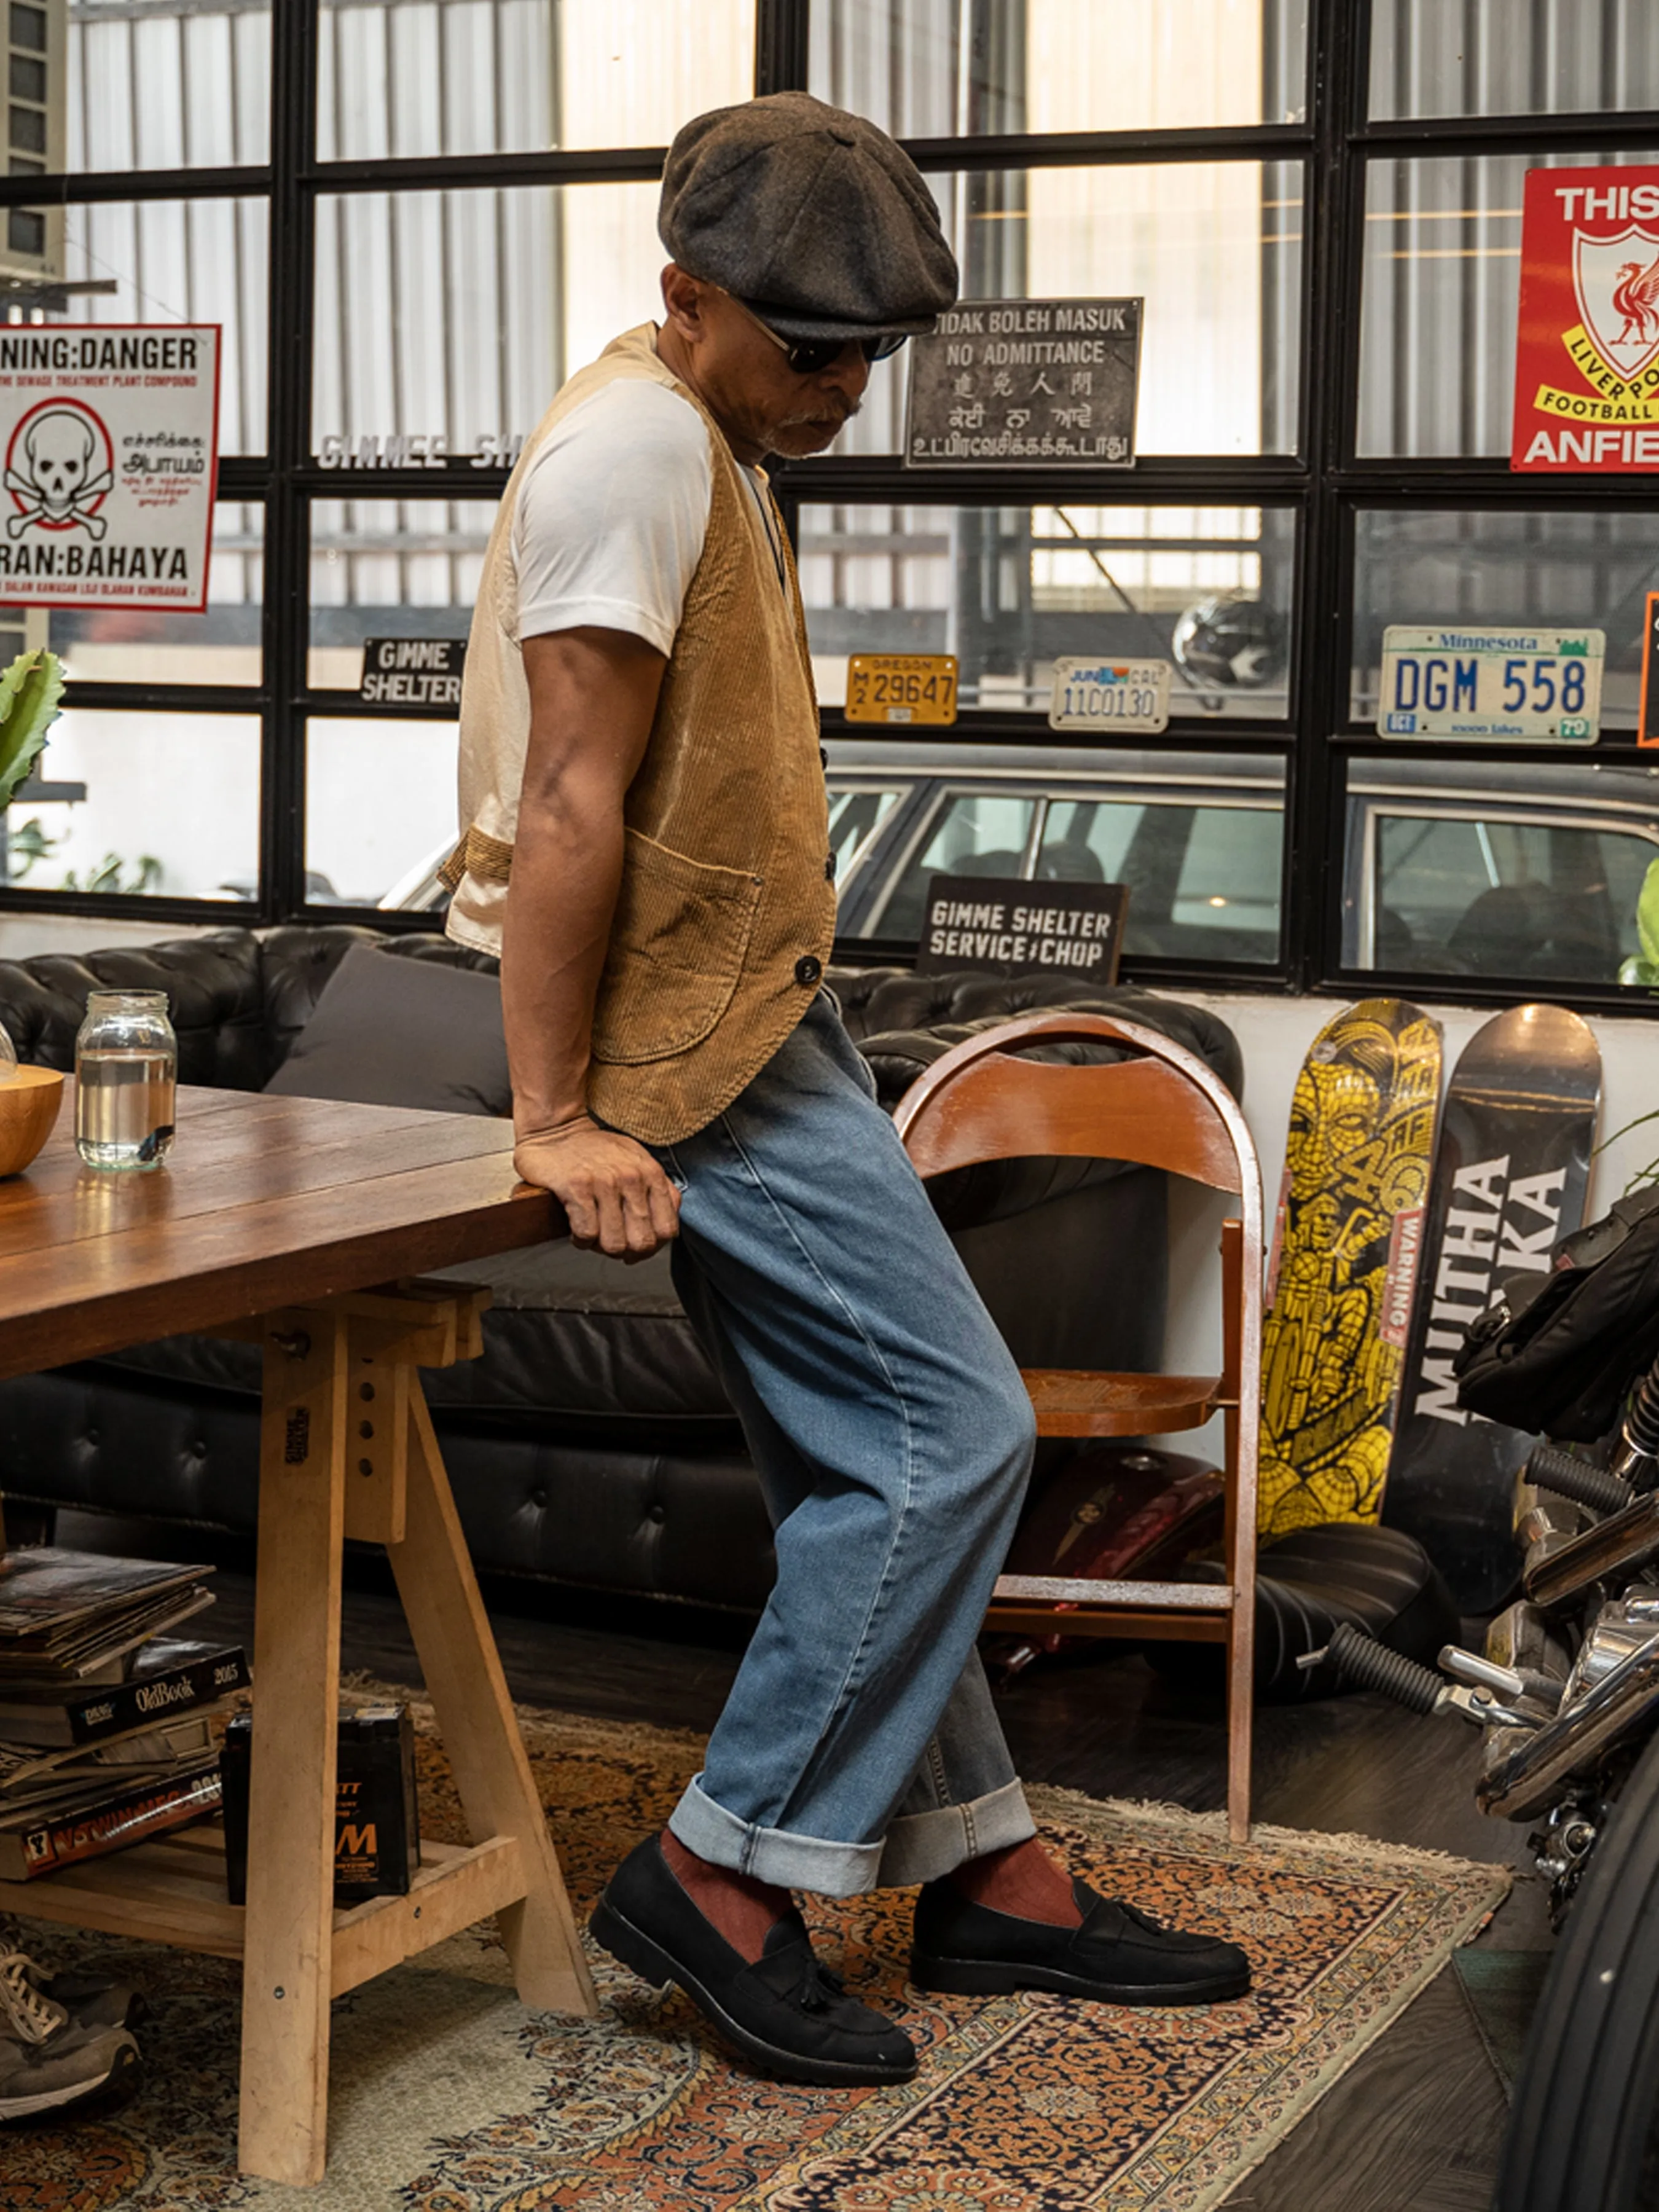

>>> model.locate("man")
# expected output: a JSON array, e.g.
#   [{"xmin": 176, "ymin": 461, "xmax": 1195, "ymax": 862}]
[{"xmin": 447, "ymin": 90, "xmax": 1249, "ymax": 2087}]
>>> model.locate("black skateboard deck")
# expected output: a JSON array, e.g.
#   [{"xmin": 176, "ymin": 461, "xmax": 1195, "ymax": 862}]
[
  {"xmin": 1382, "ymin": 1003, "xmax": 1601, "ymax": 1613},
  {"xmin": 1258, "ymin": 999, "xmax": 1443, "ymax": 1543}
]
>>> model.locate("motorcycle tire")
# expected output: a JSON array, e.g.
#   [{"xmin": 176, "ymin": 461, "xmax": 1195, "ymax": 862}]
[{"xmin": 1494, "ymin": 1728, "xmax": 1659, "ymax": 2212}]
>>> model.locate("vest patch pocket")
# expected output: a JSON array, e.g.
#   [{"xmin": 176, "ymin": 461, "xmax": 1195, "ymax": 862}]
[{"xmin": 592, "ymin": 828, "xmax": 763, "ymax": 1064}]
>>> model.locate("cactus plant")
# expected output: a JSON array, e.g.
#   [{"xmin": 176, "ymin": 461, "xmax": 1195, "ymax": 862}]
[{"xmin": 0, "ymin": 647, "xmax": 65, "ymax": 809}]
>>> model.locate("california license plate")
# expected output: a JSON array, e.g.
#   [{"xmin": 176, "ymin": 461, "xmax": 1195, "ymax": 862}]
[
  {"xmin": 844, "ymin": 653, "xmax": 959, "ymax": 724},
  {"xmin": 1378, "ymin": 626, "xmax": 1604, "ymax": 742},
  {"xmin": 1048, "ymin": 656, "xmax": 1171, "ymax": 734}
]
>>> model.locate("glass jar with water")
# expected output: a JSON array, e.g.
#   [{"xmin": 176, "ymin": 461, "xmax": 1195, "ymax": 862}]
[{"xmin": 75, "ymin": 990, "xmax": 178, "ymax": 1171}]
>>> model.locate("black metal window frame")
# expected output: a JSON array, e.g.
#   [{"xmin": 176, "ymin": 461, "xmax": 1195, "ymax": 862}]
[{"xmin": 0, "ymin": 0, "xmax": 1654, "ymax": 1019}]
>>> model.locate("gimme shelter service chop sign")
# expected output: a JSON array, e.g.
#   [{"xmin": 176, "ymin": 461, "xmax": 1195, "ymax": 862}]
[
  {"xmin": 1514, "ymin": 166, "xmax": 1659, "ymax": 471},
  {"xmin": 0, "ymin": 324, "xmax": 219, "ymax": 606}
]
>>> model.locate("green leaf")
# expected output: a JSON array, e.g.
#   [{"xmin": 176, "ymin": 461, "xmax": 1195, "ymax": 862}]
[
  {"xmin": 1639, "ymin": 856, "xmax": 1659, "ymax": 973},
  {"xmin": 0, "ymin": 648, "xmax": 65, "ymax": 809}
]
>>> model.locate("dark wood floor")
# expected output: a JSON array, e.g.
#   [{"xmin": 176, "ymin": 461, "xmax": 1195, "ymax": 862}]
[{"xmin": 59, "ymin": 1513, "xmax": 1543, "ymax": 2210}]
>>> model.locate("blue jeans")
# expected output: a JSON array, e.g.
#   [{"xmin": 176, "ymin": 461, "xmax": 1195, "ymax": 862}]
[{"xmin": 647, "ymin": 994, "xmax": 1038, "ymax": 1897}]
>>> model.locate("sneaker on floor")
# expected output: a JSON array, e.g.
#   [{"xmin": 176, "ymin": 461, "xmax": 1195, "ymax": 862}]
[
  {"xmin": 592, "ymin": 1834, "xmax": 917, "ymax": 2087},
  {"xmin": 1, "ymin": 1952, "xmax": 141, "ymax": 2125},
  {"xmin": 910, "ymin": 1877, "xmax": 1252, "ymax": 2005},
  {"xmin": 20, "ymin": 1956, "xmax": 144, "ymax": 2034}
]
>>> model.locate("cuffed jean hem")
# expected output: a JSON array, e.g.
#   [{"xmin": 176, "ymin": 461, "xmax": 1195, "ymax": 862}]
[
  {"xmin": 668, "ymin": 1775, "xmax": 884, "ymax": 1897},
  {"xmin": 874, "ymin": 1778, "xmax": 1037, "ymax": 1889}
]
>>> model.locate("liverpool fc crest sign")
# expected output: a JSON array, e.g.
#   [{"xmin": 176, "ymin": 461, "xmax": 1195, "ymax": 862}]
[{"xmin": 1515, "ymin": 166, "xmax": 1659, "ymax": 472}]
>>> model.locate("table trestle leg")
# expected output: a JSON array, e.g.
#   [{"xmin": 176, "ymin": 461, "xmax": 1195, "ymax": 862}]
[
  {"xmin": 238, "ymin": 1308, "xmax": 351, "ymax": 2186},
  {"xmin": 230, "ymin": 1284, "xmax": 595, "ymax": 2187},
  {"xmin": 387, "ymin": 1384, "xmax": 596, "ymax": 2016}
]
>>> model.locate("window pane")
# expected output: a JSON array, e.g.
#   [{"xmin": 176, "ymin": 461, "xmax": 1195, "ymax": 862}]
[
  {"xmin": 828, "ymin": 785, "xmax": 904, "ymax": 881},
  {"xmin": 67, "ymin": 1, "xmax": 270, "ymax": 169},
  {"xmin": 870, "ymin": 790, "xmax": 1038, "ymax": 940},
  {"xmin": 37, "ymin": 503, "xmax": 262, "ymax": 688},
  {"xmin": 1, "ymin": 710, "xmax": 259, "ymax": 900},
  {"xmin": 1359, "ymin": 151, "xmax": 1658, "ymax": 458},
  {"xmin": 842, "ymin": 163, "xmax": 1303, "ymax": 458},
  {"xmin": 855, "ymin": 752, "xmax": 1285, "ymax": 963},
  {"xmin": 1344, "ymin": 755, "xmax": 1659, "ymax": 985},
  {"xmin": 812, "ymin": 0, "xmax": 1306, "ymax": 135},
  {"xmin": 305, "ymin": 718, "xmax": 460, "ymax": 911},
  {"xmin": 1172, "ymin": 802, "xmax": 1283, "ymax": 932},
  {"xmin": 1350, "ymin": 509, "xmax": 1659, "ymax": 731},
  {"xmin": 312, "ymin": 184, "xmax": 662, "ymax": 459},
  {"xmin": 23, "ymin": 200, "xmax": 270, "ymax": 457},
  {"xmin": 309, "ymin": 500, "xmax": 494, "ymax": 691},
  {"xmin": 802, "ymin": 503, "xmax": 1295, "ymax": 721},
  {"xmin": 1038, "ymin": 796, "xmax": 1145, "ymax": 880},
  {"xmin": 1370, "ymin": 0, "xmax": 1659, "ymax": 119},
  {"xmin": 318, "ymin": 0, "xmax": 753, "ymax": 161}
]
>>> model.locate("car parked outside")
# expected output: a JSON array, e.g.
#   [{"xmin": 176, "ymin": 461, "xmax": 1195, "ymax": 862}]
[{"xmin": 375, "ymin": 741, "xmax": 1659, "ymax": 995}]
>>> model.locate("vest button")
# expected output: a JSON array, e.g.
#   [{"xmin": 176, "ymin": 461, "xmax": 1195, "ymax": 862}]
[
  {"xmin": 825, "ymin": 852, "xmax": 837, "ymax": 881},
  {"xmin": 794, "ymin": 954, "xmax": 823, "ymax": 987}
]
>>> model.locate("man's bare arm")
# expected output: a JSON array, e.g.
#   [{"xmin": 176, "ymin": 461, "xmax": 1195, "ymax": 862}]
[{"xmin": 501, "ymin": 627, "xmax": 682, "ymax": 1259}]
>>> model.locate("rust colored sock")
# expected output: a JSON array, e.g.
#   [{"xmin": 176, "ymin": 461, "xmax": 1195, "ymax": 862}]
[
  {"xmin": 660, "ymin": 1829, "xmax": 794, "ymax": 1963},
  {"xmin": 950, "ymin": 1838, "xmax": 1084, "ymax": 1928}
]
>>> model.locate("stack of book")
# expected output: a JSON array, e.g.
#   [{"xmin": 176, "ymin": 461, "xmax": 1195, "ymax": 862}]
[{"xmin": 0, "ymin": 1548, "xmax": 249, "ymax": 1881}]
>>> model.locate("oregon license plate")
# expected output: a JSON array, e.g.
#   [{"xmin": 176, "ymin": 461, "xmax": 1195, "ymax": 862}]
[
  {"xmin": 1378, "ymin": 626, "xmax": 1604, "ymax": 742},
  {"xmin": 1048, "ymin": 656, "xmax": 1171, "ymax": 734},
  {"xmin": 844, "ymin": 653, "xmax": 959, "ymax": 724}
]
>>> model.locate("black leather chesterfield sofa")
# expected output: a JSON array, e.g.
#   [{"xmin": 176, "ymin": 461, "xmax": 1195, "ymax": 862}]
[{"xmin": 0, "ymin": 927, "xmax": 1241, "ymax": 1613}]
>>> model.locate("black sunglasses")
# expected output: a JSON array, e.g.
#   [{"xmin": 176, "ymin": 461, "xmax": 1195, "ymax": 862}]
[{"xmin": 728, "ymin": 291, "xmax": 909, "ymax": 374}]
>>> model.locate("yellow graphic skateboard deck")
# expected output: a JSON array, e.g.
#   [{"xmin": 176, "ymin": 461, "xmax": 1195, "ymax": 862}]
[{"xmin": 1258, "ymin": 999, "xmax": 1442, "ymax": 1542}]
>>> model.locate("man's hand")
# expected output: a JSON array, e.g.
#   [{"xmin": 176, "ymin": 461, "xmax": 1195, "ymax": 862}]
[{"xmin": 515, "ymin": 1113, "xmax": 681, "ymax": 1260}]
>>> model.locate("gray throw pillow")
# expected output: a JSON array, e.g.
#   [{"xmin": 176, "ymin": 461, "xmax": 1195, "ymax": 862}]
[{"xmin": 264, "ymin": 944, "xmax": 511, "ymax": 1116}]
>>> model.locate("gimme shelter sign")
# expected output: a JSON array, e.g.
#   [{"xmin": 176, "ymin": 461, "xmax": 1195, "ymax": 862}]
[
  {"xmin": 0, "ymin": 324, "xmax": 220, "ymax": 606},
  {"xmin": 1514, "ymin": 167, "xmax": 1659, "ymax": 471}
]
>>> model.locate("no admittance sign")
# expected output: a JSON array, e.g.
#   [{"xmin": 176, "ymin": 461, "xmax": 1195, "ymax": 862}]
[{"xmin": 0, "ymin": 324, "xmax": 220, "ymax": 608}]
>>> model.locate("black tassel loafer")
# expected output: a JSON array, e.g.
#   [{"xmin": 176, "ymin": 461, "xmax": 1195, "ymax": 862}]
[
  {"xmin": 592, "ymin": 1834, "xmax": 918, "ymax": 2087},
  {"xmin": 911, "ymin": 1876, "xmax": 1252, "ymax": 2005}
]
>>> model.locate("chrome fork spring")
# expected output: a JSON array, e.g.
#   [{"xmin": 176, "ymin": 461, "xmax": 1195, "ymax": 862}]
[{"xmin": 1615, "ymin": 1355, "xmax": 1659, "ymax": 1489}]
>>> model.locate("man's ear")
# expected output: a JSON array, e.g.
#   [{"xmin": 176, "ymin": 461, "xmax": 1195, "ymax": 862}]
[{"xmin": 659, "ymin": 263, "xmax": 705, "ymax": 345}]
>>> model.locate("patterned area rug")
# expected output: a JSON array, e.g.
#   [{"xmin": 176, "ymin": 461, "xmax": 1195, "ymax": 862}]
[{"xmin": 7, "ymin": 1692, "xmax": 1510, "ymax": 2212}]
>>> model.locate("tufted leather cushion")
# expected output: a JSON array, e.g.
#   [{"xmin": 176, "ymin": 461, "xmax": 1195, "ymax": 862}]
[
  {"xmin": 100, "ymin": 1241, "xmax": 738, "ymax": 1437},
  {"xmin": 830, "ymin": 967, "xmax": 1243, "ymax": 1103},
  {"xmin": 0, "ymin": 929, "xmax": 272, "ymax": 1090},
  {"xmin": 0, "ymin": 1363, "xmax": 777, "ymax": 1610}
]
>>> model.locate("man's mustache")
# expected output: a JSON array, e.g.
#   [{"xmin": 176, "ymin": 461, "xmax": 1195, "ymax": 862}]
[{"xmin": 778, "ymin": 396, "xmax": 862, "ymax": 429}]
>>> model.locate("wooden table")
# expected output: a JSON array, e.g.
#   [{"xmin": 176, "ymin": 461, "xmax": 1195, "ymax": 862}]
[{"xmin": 0, "ymin": 1086, "xmax": 597, "ymax": 2185}]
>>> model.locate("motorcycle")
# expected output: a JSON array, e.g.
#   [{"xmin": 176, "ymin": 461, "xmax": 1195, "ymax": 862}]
[{"xmin": 1312, "ymin": 1188, "xmax": 1659, "ymax": 2212}]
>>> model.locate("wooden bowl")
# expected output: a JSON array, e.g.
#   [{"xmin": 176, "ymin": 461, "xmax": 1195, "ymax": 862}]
[{"xmin": 0, "ymin": 1065, "xmax": 64, "ymax": 1176}]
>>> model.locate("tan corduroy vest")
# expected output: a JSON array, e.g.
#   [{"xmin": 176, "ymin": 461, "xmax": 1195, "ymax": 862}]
[{"xmin": 445, "ymin": 324, "xmax": 835, "ymax": 1146}]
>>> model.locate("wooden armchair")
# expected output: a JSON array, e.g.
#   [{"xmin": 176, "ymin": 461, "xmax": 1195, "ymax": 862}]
[{"xmin": 893, "ymin": 1012, "xmax": 1263, "ymax": 1840}]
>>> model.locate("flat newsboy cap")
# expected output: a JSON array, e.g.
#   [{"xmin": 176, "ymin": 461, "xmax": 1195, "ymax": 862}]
[{"xmin": 659, "ymin": 92, "xmax": 958, "ymax": 343}]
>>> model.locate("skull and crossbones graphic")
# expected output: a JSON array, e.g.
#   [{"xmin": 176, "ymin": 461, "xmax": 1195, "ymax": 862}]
[{"xmin": 5, "ymin": 406, "xmax": 114, "ymax": 540}]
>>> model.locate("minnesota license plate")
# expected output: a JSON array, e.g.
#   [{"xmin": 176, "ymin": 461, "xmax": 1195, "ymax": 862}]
[
  {"xmin": 1048, "ymin": 656, "xmax": 1171, "ymax": 734},
  {"xmin": 844, "ymin": 653, "xmax": 958, "ymax": 724},
  {"xmin": 1378, "ymin": 626, "xmax": 1604, "ymax": 743}
]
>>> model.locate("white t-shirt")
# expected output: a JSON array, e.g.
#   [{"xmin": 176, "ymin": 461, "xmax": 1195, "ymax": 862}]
[{"xmin": 511, "ymin": 374, "xmax": 783, "ymax": 654}]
